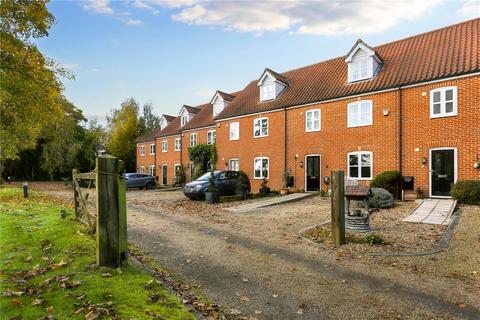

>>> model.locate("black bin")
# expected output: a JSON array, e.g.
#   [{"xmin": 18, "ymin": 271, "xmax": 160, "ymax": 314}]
[{"xmin": 402, "ymin": 176, "xmax": 414, "ymax": 190}]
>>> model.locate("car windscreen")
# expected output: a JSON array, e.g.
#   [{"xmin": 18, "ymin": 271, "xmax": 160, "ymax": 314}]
[{"xmin": 197, "ymin": 172, "xmax": 219, "ymax": 181}]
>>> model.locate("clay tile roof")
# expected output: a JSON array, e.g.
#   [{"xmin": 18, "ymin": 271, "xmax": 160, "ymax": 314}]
[
  {"xmin": 157, "ymin": 116, "xmax": 182, "ymax": 137},
  {"xmin": 262, "ymin": 68, "xmax": 290, "ymax": 85},
  {"xmin": 183, "ymin": 105, "xmax": 200, "ymax": 114},
  {"xmin": 181, "ymin": 103, "xmax": 214, "ymax": 130},
  {"xmin": 136, "ymin": 127, "xmax": 162, "ymax": 143},
  {"xmin": 216, "ymin": 91, "xmax": 235, "ymax": 102},
  {"xmin": 162, "ymin": 114, "xmax": 176, "ymax": 122},
  {"xmin": 216, "ymin": 18, "xmax": 479, "ymax": 120}
]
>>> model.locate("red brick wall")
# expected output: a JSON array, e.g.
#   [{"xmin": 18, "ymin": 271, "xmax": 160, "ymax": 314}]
[
  {"xmin": 402, "ymin": 76, "xmax": 480, "ymax": 195},
  {"xmin": 182, "ymin": 127, "xmax": 216, "ymax": 182},
  {"xmin": 286, "ymin": 90, "xmax": 400, "ymax": 192},
  {"xmin": 216, "ymin": 112, "xmax": 286, "ymax": 192},
  {"xmin": 136, "ymin": 141, "xmax": 156, "ymax": 175},
  {"xmin": 155, "ymin": 135, "xmax": 181, "ymax": 186}
]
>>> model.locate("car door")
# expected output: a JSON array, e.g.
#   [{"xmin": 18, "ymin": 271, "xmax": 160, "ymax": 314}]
[
  {"xmin": 216, "ymin": 172, "xmax": 229, "ymax": 195},
  {"xmin": 227, "ymin": 171, "xmax": 239, "ymax": 195}
]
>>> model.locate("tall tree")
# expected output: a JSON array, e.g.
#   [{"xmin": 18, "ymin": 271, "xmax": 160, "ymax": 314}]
[
  {"xmin": 0, "ymin": 0, "xmax": 69, "ymax": 177},
  {"xmin": 106, "ymin": 98, "xmax": 141, "ymax": 172},
  {"xmin": 139, "ymin": 103, "xmax": 160, "ymax": 134}
]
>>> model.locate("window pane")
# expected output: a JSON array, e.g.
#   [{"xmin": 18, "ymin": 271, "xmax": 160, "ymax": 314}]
[
  {"xmin": 361, "ymin": 154, "xmax": 371, "ymax": 165},
  {"xmin": 445, "ymin": 89, "xmax": 453, "ymax": 101},
  {"xmin": 360, "ymin": 102, "xmax": 371, "ymax": 124},
  {"xmin": 433, "ymin": 91, "xmax": 441, "ymax": 103},
  {"xmin": 361, "ymin": 166, "xmax": 371, "ymax": 178},
  {"xmin": 445, "ymin": 102, "xmax": 453, "ymax": 113},
  {"xmin": 349, "ymin": 154, "xmax": 358, "ymax": 166},
  {"xmin": 433, "ymin": 103, "xmax": 441, "ymax": 114},
  {"xmin": 262, "ymin": 159, "xmax": 269, "ymax": 178},
  {"xmin": 360, "ymin": 60, "xmax": 368, "ymax": 78},
  {"xmin": 350, "ymin": 167, "xmax": 359, "ymax": 178},
  {"xmin": 348, "ymin": 104, "xmax": 358, "ymax": 126},
  {"xmin": 261, "ymin": 119, "xmax": 268, "ymax": 135}
]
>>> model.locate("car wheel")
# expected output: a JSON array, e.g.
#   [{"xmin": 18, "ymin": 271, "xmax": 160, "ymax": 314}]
[{"xmin": 145, "ymin": 182, "xmax": 153, "ymax": 189}]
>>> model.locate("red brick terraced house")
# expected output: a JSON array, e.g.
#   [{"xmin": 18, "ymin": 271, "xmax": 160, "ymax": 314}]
[{"xmin": 137, "ymin": 19, "xmax": 479, "ymax": 198}]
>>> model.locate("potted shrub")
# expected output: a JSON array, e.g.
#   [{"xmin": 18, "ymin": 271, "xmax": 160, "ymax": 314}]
[
  {"xmin": 205, "ymin": 171, "xmax": 219, "ymax": 204},
  {"xmin": 235, "ymin": 171, "xmax": 249, "ymax": 200},
  {"xmin": 259, "ymin": 176, "xmax": 270, "ymax": 195},
  {"xmin": 281, "ymin": 169, "xmax": 293, "ymax": 195}
]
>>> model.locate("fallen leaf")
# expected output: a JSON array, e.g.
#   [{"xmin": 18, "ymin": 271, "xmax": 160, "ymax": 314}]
[
  {"xmin": 47, "ymin": 306, "xmax": 54, "ymax": 313},
  {"xmin": 272, "ymin": 294, "xmax": 278, "ymax": 298},
  {"xmin": 297, "ymin": 308, "xmax": 304, "ymax": 315},
  {"xmin": 229, "ymin": 308, "xmax": 242, "ymax": 315},
  {"xmin": 458, "ymin": 303, "xmax": 467, "ymax": 309},
  {"xmin": 239, "ymin": 295, "xmax": 250, "ymax": 302},
  {"xmin": 32, "ymin": 299, "xmax": 44, "ymax": 306},
  {"xmin": 254, "ymin": 310, "xmax": 262, "ymax": 315},
  {"xmin": 101, "ymin": 273, "xmax": 111, "ymax": 277},
  {"xmin": 51, "ymin": 260, "xmax": 67, "ymax": 270},
  {"xmin": 11, "ymin": 299, "xmax": 22, "ymax": 305}
]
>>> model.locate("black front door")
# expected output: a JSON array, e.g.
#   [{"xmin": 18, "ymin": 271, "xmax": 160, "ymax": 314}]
[
  {"xmin": 431, "ymin": 149, "xmax": 455, "ymax": 197},
  {"xmin": 306, "ymin": 156, "xmax": 320, "ymax": 192},
  {"xmin": 162, "ymin": 165, "xmax": 168, "ymax": 185}
]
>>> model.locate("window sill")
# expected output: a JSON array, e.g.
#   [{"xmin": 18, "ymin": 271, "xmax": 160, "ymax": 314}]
[
  {"xmin": 430, "ymin": 113, "xmax": 457, "ymax": 119},
  {"xmin": 347, "ymin": 123, "xmax": 372, "ymax": 128},
  {"xmin": 253, "ymin": 177, "xmax": 269, "ymax": 180},
  {"xmin": 305, "ymin": 129, "xmax": 321, "ymax": 133},
  {"xmin": 347, "ymin": 177, "xmax": 372, "ymax": 181},
  {"xmin": 229, "ymin": 138, "xmax": 239, "ymax": 141},
  {"xmin": 253, "ymin": 135, "xmax": 269, "ymax": 139}
]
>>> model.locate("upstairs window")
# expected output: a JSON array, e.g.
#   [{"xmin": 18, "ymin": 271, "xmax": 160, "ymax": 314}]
[
  {"xmin": 162, "ymin": 140, "xmax": 167, "ymax": 152},
  {"xmin": 150, "ymin": 144, "xmax": 155, "ymax": 155},
  {"xmin": 229, "ymin": 122, "xmax": 239, "ymax": 140},
  {"xmin": 253, "ymin": 117, "xmax": 268, "ymax": 137},
  {"xmin": 174, "ymin": 138, "xmax": 181, "ymax": 151},
  {"xmin": 181, "ymin": 115, "xmax": 188, "ymax": 126},
  {"xmin": 189, "ymin": 133, "xmax": 197, "ymax": 147},
  {"xmin": 254, "ymin": 157, "xmax": 269, "ymax": 179},
  {"xmin": 207, "ymin": 130, "xmax": 216, "ymax": 145},
  {"xmin": 306, "ymin": 109, "xmax": 321, "ymax": 132},
  {"xmin": 140, "ymin": 145, "xmax": 145, "ymax": 156},
  {"xmin": 350, "ymin": 59, "xmax": 368, "ymax": 81},
  {"xmin": 229, "ymin": 159, "xmax": 239, "ymax": 171},
  {"xmin": 348, "ymin": 100, "xmax": 372, "ymax": 127},
  {"xmin": 348, "ymin": 151, "xmax": 372, "ymax": 180},
  {"xmin": 345, "ymin": 42, "xmax": 381, "ymax": 83},
  {"xmin": 430, "ymin": 87, "xmax": 457, "ymax": 118},
  {"xmin": 261, "ymin": 82, "xmax": 275, "ymax": 101}
]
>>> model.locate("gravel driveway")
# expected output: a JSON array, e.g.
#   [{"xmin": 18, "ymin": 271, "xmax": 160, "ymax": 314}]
[{"xmin": 38, "ymin": 184, "xmax": 479, "ymax": 320}]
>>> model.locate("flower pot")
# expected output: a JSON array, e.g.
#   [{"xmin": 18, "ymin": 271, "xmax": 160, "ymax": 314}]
[
  {"xmin": 205, "ymin": 191, "xmax": 219, "ymax": 204},
  {"xmin": 280, "ymin": 188, "xmax": 289, "ymax": 196}
]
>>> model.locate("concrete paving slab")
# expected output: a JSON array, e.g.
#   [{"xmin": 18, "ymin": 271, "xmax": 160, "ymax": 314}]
[
  {"xmin": 226, "ymin": 193, "xmax": 314, "ymax": 213},
  {"xmin": 402, "ymin": 199, "xmax": 457, "ymax": 225}
]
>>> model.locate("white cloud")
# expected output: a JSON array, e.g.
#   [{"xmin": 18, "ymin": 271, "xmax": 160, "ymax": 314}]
[
  {"xmin": 457, "ymin": 0, "xmax": 480, "ymax": 19},
  {"xmin": 143, "ymin": 0, "xmax": 444, "ymax": 35},
  {"xmin": 126, "ymin": 18, "xmax": 144, "ymax": 26},
  {"xmin": 83, "ymin": 0, "xmax": 113, "ymax": 14},
  {"xmin": 131, "ymin": 0, "xmax": 155, "ymax": 11}
]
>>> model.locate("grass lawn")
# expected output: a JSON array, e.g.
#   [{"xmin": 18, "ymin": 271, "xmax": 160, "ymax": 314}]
[{"xmin": 0, "ymin": 187, "xmax": 196, "ymax": 320}]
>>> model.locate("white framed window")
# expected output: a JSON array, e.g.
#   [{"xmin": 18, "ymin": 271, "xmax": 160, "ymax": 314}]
[
  {"xmin": 253, "ymin": 117, "xmax": 268, "ymax": 137},
  {"xmin": 349, "ymin": 59, "xmax": 369, "ymax": 82},
  {"xmin": 261, "ymin": 82, "xmax": 275, "ymax": 101},
  {"xmin": 348, "ymin": 100, "xmax": 372, "ymax": 127},
  {"xmin": 189, "ymin": 133, "xmax": 197, "ymax": 147},
  {"xmin": 430, "ymin": 87, "xmax": 457, "ymax": 118},
  {"xmin": 348, "ymin": 151, "xmax": 373, "ymax": 180},
  {"xmin": 207, "ymin": 130, "xmax": 216, "ymax": 145},
  {"xmin": 229, "ymin": 159, "xmax": 239, "ymax": 171},
  {"xmin": 213, "ymin": 100, "xmax": 224, "ymax": 117},
  {"xmin": 253, "ymin": 157, "xmax": 269, "ymax": 179},
  {"xmin": 181, "ymin": 114, "xmax": 188, "ymax": 126},
  {"xmin": 306, "ymin": 109, "xmax": 321, "ymax": 132},
  {"xmin": 149, "ymin": 144, "xmax": 155, "ymax": 155},
  {"xmin": 149, "ymin": 165, "xmax": 155, "ymax": 177},
  {"xmin": 162, "ymin": 140, "xmax": 168, "ymax": 152},
  {"xmin": 140, "ymin": 145, "xmax": 145, "ymax": 156},
  {"xmin": 174, "ymin": 138, "xmax": 181, "ymax": 151},
  {"xmin": 140, "ymin": 166, "xmax": 145, "ymax": 174},
  {"xmin": 229, "ymin": 122, "xmax": 239, "ymax": 140}
]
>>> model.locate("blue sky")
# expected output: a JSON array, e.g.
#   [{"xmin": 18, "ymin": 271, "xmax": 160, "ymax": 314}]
[{"xmin": 37, "ymin": 0, "xmax": 479, "ymax": 122}]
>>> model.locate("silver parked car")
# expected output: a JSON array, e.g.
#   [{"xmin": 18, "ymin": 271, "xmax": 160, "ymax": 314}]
[{"xmin": 125, "ymin": 173, "xmax": 156, "ymax": 189}]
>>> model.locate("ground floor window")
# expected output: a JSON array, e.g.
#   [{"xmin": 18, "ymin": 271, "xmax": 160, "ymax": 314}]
[
  {"xmin": 254, "ymin": 157, "xmax": 269, "ymax": 179},
  {"xmin": 229, "ymin": 159, "xmax": 239, "ymax": 171},
  {"xmin": 149, "ymin": 165, "xmax": 155, "ymax": 177},
  {"xmin": 140, "ymin": 166, "xmax": 145, "ymax": 174},
  {"xmin": 348, "ymin": 151, "xmax": 372, "ymax": 179}
]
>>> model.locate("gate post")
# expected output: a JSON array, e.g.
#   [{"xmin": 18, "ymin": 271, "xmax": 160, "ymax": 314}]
[
  {"xmin": 96, "ymin": 155, "xmax": 127, "ymax": 267},
  {"xmin": 331, "ymin": 170, "xmax": 346, "ymax": 246}
]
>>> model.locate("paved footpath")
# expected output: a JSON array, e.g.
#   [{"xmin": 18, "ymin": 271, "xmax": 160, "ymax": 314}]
[
  {"xmin": 226, "ymin": 193, "xmax": 313, "ymax": 213},
  {"xmin": 126, "ymin": 203, "xmax": 479, "ymax": 320},
  {"xmin": 403, "ymin": 199, "xmax": 456, "ymax": 225}
]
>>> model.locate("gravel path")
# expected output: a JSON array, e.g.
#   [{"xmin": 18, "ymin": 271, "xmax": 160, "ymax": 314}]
[{"xmin": 38, "ymin": 184, "xmax": 479, "ymax": 320}]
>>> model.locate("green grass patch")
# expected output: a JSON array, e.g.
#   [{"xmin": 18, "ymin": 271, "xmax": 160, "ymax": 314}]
[
  {"xmin": 303, "ymin": 225, "xmax": 386, "ymax": 246},
  {"xmin": 0, "ymin": 187, "xmax": 196, "ymax": 320}
]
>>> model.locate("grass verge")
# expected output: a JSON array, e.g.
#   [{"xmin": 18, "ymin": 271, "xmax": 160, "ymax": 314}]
[{"xmin": 0, "ymin": 187, "xmax": 196, "ymax": 320}]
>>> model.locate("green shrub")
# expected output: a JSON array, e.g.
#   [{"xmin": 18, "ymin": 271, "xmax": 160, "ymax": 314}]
[
  {"xmin": 370, "ymin": 171, "xmax": 401, "ymax": 198},
  {"xmin": 451, "ymin": 180, "xmax": 480, "ymax": 205},
  {"xmin": 416, "ymin": 187, "xmax": 427, "ymax": 199},
  {"xmin": 369, "ymin": 187, "xmax": 394, "ymax": 209},
  {"xmin": 363, "ymin": 234, "xmax": 385, "ymax": 245},
  {"xmin": 259, "ymin": 177, "xmax": 270, "ymax": 194}
]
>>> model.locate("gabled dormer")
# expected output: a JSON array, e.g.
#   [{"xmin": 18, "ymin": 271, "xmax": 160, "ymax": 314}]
[
  {"xmin": 257, "ymin": 68, "xmax": 289, "ymax": 102},
  {"xmin": 159, "ymin": 114, "xmax": 175, "ymax": 130},
  {"xmin": 211, "ymin": 91, "xmax": 235, "ymax": 117},
  {"xmin": 345, "ymin": 39, "xmax": 382, "ymax": 83},
  {"xmin": 179, "ymin": 105, "xmax": 199, "ymax": 127}
]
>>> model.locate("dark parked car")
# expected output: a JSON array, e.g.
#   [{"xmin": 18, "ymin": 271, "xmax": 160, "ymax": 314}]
[
  {"xmin": 125, "ymin": 173, "xmax": 156, "ymax": 189},
  {"xmin": 184, "ymin": 170, "xmax": 250, "ymax": 199}
]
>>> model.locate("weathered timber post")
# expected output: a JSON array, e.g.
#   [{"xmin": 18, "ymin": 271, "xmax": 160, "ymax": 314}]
[
  {"xmin": 331, "ymin": 170, "xmax": 346, "ymax": 246},
  {"xmin": 72, "ymin": 169, "xmax": 79, "ymax": 218},
  {"xmin": 96, "ymin": 155, "xmax": 127, "ymax": 267},
  {"xmin": 117, "ymin": 160, "xmax": 128, "ymax": 260}
]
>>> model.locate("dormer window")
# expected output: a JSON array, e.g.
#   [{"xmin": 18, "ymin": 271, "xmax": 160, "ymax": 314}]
[
  {"xmin": 257, "ymin": 68, "xmax": 288, "ymax": 102},
  {"xmin": 345, "ymin": 40, "xmax": 382, "ymax": 83},
  {"xmin": 211, "ymin": 91, "xmax": 235, "ymax": 117},
  {"xmin": 181, "ymin": 114, "xmax": 188, "ymax": 126},
  {"xmin": 159, "ymin": 114, "xmax": 174, "ymax": 130},
  {"xmin": 179, "ymin": 105, "xmax": 198, "ymax": 127}
]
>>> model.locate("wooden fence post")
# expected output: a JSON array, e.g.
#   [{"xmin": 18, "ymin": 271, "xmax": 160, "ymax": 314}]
[
  {"xmin": 72, "ymin": 169, "xmax": 79, "ymax": 218},
  {"xmin": 96, "ymin": 155, "xmax": 127, "ymax": 268},
  {"xmin": 117, "ymin": 160, "xmax": 128, "ymax": 261},
  {"xmin": 331, "ymin": 170, "xmax": 346, "ymax": 246}
]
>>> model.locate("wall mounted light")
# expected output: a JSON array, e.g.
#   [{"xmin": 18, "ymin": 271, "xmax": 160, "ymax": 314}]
[
  {"xmin": 421, "ymin": 157, "xmax": 427, "ymax": 165},
  {"xmin": 299, "ymin": 160, "xmax": 304, "ymax": 168}
]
